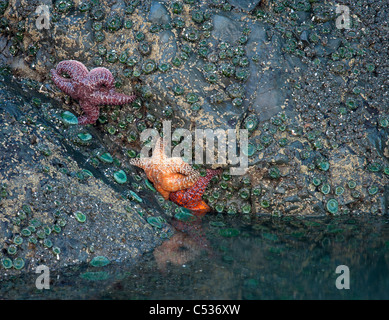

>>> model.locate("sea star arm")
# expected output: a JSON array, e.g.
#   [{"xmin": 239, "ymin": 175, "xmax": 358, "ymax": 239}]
[
  {"xmin": 163, "ymin": 159, "xmax": 201, "ymax": 190},
  {"xmin": 187, "ymin": 200, "xmax": 210, "ymax": 216},
  {"xmin": 129, "ymin": 158, "xmax": 152, "ymax": 171},
  {"xmin": 169, "ymin": 169, "xmax": 221, "ymax": 215},
  {"xmin": 50, "ymin": 69, "xmax": 75, "ymax": 96},
  {"xmin": 153, "ymin": 137, "xmax": 166, "ymax": 161},
  {"xmin": 170, "ymin": 188, "xmax": 210, "ymax": 216},
  {"xmin": 154, "ymin": 184, "xmax": 171, "ymax": 200},
  {"xmin": 91, "ymin": 91, "xmax": 137, "ymax": 106},
  {"xmin": 157, "ymin": 172, "xmax": 199, "ymax": 192},
  {"xmin": 130, "ymin": 160, "xmax": 198, "ymax": 193},
  {"xmin": 173, "ymin": 161, "xmax": 201, "ymax": 177},
  {"xmin": 77, "ymin": 101, "xmax": 100, "ymax": 125},
  {"xmin": 55, "ymin": 60, "xmax": 89, "ymax": 82},
  {"xmin": 86, "ymin": 67, "xmax": 115, "ymax": 89},
  {"xmin": 87, "ymin": 67, "xmax": 136, "ymax": 106}
]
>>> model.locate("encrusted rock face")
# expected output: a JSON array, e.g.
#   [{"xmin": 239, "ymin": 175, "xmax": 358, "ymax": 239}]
[
  {"xmin": 0, "ymin": 73, "xmax": 170, "ymax": 276},
  {"xmin": 1, "ymin": 0, "xmax": 297, "ymax": 129},
  {"xmin": 0, "ymin": 0, "xmax": 388, "ymax": 277}
]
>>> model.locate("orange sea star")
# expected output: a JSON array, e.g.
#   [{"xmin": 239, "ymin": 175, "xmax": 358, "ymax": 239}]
[{"xmin": 129, "ymin": 136, "xmax": 200, "ymax": 200}]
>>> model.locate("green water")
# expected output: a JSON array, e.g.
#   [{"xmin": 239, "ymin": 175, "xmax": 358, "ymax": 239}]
[{"xmin": 1, "ymin": 215, "xmax": 388, "ymax": 300}]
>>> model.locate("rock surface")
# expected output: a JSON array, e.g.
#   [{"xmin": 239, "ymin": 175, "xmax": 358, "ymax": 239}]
[
  {"xmin": 0, "ymin": 0, "xmax": 388, "ymax": 276},
  {"xmin": 0, "ymin": 73, "xmax": 173, "ymax": 276}
]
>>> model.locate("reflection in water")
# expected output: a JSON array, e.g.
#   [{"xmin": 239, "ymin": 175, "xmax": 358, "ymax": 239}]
[
  {"xmin": 1, "ymin": 215, "xmax": 388, "ymax": 299},
  {"xmin": 153, "ymin": 218, "xmax": 213, "ymax": 272}
]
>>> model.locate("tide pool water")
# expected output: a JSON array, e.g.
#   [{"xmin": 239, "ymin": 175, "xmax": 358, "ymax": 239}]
[{"xmin": 1, "ymin": 214, "xmax": 388, "ymax": 300}]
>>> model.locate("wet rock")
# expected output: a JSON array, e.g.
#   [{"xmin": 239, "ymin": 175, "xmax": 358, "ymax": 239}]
[
  {"xmin": 247, "ymin": 31, "xmax": 299, "ymax": 121},
  {"xmin": 0, "ymin": 74, "xmax": 171, "ymax": 277},
  {"xmin": 0, "ymin": 0, "xmax": 387, "ymax": 225},
  {"xmin": 325, "ymin": 37, "xmax": 341, "ymax": 54},
  {"xmin": 312, "ymin": 202, "xmax": 326, "ymax": 215},
  {"xmin": 300, "ymin": 30, "xmax": 310, "ymax": 44},
  {"xmin": 212, "ymin": 14, "xmax": 242, "ymax": 42},
  {"xmin": 156, "ymin": 30, "xmax": 177, "ymax": 64},
  {"xmin": 284, "ymin": 204, "xmax": 300, "ymax": 213},
  {"xmin": 284, "ymin": 195, "xmax": 301, "ymax": 203},
  {"xmin": 275, "ymin": 186, "xmax": 286, "ymax": 194},
  {"xmin": 228, "ymin": 0, "xmax": 262, "ymax": 12},
  {"xmin": 149, "ymin": 1, "xmax": 171, "ymax": 25},
  {"xmin": 273, "ymin": 153, "xmax": 290, "ymax": 165},
  {"xmin": 383, "ymin": 186, "xmax": 389, "ymax": 215}
]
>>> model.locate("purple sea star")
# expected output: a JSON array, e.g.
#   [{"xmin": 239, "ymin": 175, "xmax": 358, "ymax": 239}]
[{"xmin": 51, "ymin": 60, "xmax": 136, "ymax": 125}]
